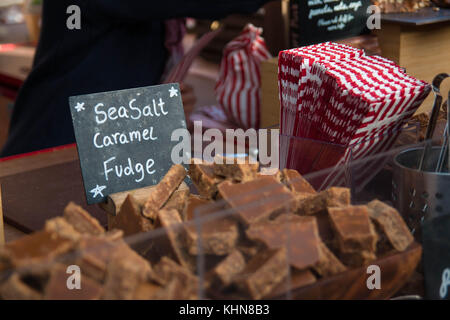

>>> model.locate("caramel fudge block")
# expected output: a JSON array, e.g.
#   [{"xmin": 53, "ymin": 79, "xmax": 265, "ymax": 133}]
[
  {"xmin": 189, "ymin": 160, "xmax": 223, "ymax": 199},
  {"xmin": 75, "ymin": 237, "xmax": 127, "ymax": 283},
  {"xmin": 218, "ymin": 176, "xmax": 296, "ymax": 226},
  {"xmin": 4, "ymin": 231, "xmax": 74, "ymax": 267},
  {"xmin": 328, "ymin": 206, "xmax": 378, "ymax": 254},
  {"xmin": 63, "ymin": 202, "xmax": 105, "ymax": 236},
  {"xmin": 246, "ymin": 217, "xmax": 321, "ymax": 270},
  {"xmin": 0, "ymin": 273, "xmax": 42, "ymax": 300},
  {"xmin": 152, "ymin": 256, "xmax": 198, "ymax": 289},
  {"xmin": 281, "ymin": 169, "xmax": 316, "ymax": 195},
  {"xmin": 103, "ymin": 247, "xmax": 153, "ymax": 300},
  {"xmin": 209, "ymin": 250, "xmax": 246, "ymax": 287},
  {"xmin": 236, "ymin": 239, "xmax": 263, "ymax": 261},
  {"xmin": 163, "ymin": 188, "xmax": 190, "ymax": 218},
  {"xmin": 109, "ymin": 194, "xmax": 153, "ymax": 237},
  {"xmin": 313, "ymin": 242, "xmax": 347, "ymax": 277},
  {"xmin": 234, "ymin": 248, "xmax": 288, "ymax": 300},
  {"xmin": 340, "ymin": 250, "xmax": 377, "ymax": 268},
  {"xmin": 213, "ymin": 154, "xmax": 259, "ymax": 182},
  {"xmin": 367, "ymin": 200, "xmax": 414, "ymax": 252},
  {"xmin": 101, "ymin": 229, "xmax": 124, "ymax": 242},
  {"xmin": 133, "ymin": 282, "xmax": 162, "ymax": 300},
  {"xmin": 296, "ymin": 187, "xmax": 351, "ymax": 216},
  {"xmin": 153, "ymin": 277, "xmax": 198, "ymax": 300},
  {"xmin": 143, "ymin": 164, "xmax": 187, "ymax": 219},
  {"xmin": 258, "ymin": 167, "xmax": 282, "ymax": 181},
  {"xmin": 44, "ymin": 264, "xmax": 103, "ymax": 300},
  {"xmin": 45, "ymin": 217, "xmax": 81, "ymax": 242},
  {"xmin": 154, "ymin": 209, "xmax": 195, "ymax": 270},
  {"xmin": 184, "ymin": 196, "xmax": 238, "ymax": 256}
]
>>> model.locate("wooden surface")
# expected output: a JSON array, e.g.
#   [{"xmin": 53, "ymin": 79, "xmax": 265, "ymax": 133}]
[
  {"xmin": 0, "ymin": 146, "xmax": 107, "ymax": 234},
  {"xmin": 376, "ymin": 18, "xmax": 450, "ymax": 113},
  {"xmin": 381, "ymin": 7, "xmax": 450, "ymax": 26},
  {"xmin": 260, "ymin": 57, "xmax": 280, "ymax": 128}
]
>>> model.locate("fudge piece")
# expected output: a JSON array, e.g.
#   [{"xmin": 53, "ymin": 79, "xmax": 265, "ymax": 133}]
[
  {"xmin": 328, "ymin": 206, "xmax": 378, "ymax": 253},
  {"xmin": 218, "ymin": 176, "xmax": 296, "ymax": 225},
  {"xmin": 209, "ymin": 250, "xmax": 246, "ymax": 287},
  {"xmin": 63, "ymin": 202, "xmax": 105, "ymax": 236},
  {"xmin": 45, "ymin": 217, "xmax": 81, "ymax": 242},
  {"xmin": 184, "ymin": 196, "xmax": 238, "ymax": 256},
  {"xmin": 152, "ymin": 256, "xmax": 198, "ymax": 288},
  {"xmin": 133, "ymin": 282, "xmax": 161, "ymax": 300},
  {"xmin": 281, "ymin": 169, "xmax": 316, "ymax": 195},
  {"xmin": 234, "ymin": 248, "xmax": 288, "ymax": 300},
  {"xmin": 315, "ymin": 211, "xmax": 338, "ymax": 250},
  {"xmin": 154, "ymin": 209, "xmax": 195, "ymax": 270},
  {"xmin": 4, "ymin": 231, "xmax": 73, "ymax": 267},
  {"xmin": 296, "ymin": 187, "xmax": 351, "ymax": 216},
  {"xmin": 340, "ymin": 250, "xmax": 377, "ymax": 268},
  {"xmin": 44, "ymin": 264, "xmax": 103, "ymax": 300},
  {"xmin": 269, "ymin": 269, "xmax": 316, "ymax": 298},
  {"xmin": 213, "ymin": 155, "xmax": 259, "ymax": 182},
  {"xmin": 109, "ymin": 194, "xmax": 153, "ymax": 237},
  {"xmin": 163, "ymin": 188, "xmax": 190, "ymax": 218},
  {"xmin": 189, "ymin": 159, "xmax": 223, "ymax": 199},
  {"xmin": 367, "ymin": 200, "xmax": 414, "ymax": 252},
  {"xmin": 75, "ymin": 237, "xmax": 127, "ymax": 283},
  {"xmin": 101, "ymin": 229, "xmax": 124, "ymax": 242},
  {"xmin": 0, "ymin": 273, "xmax": 42, "ymax": 300},
  {"xmin": 143, "ymin": 164, "xmax": 187, "ymax": 220},
  {"xmin": 258, "ymin": 167, "xmax": 282, "ymax": 181},
  {"xmin": 313, "ymin": 242, "xmax": 347, "ymax": 277},
  {"xmin": 103, "ymin": 247, "xmax": 153, "ymax": 300},
  {"xmin": 246, "ymin": 217, "xmax": 321, "ymax": 270},
  {"xmin": 153, "ymin": 277, "xmax": 197, "ymax": 300},
  {"xmin": 237, "ymin": 239, "xmax": 263, "ymax": 261}
]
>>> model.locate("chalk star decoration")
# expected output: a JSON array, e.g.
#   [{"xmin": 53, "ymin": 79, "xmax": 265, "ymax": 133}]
[
  {"xmin": 74, "ymin": 102, "xmax": 85, "ymax": 112},
  {"xmin": 90, "ymin": 185, "xmax": 107, "ymax": 198},
  {"xmin": 169, "ymin": 86, "xmax": 178, "ymax": 98}
]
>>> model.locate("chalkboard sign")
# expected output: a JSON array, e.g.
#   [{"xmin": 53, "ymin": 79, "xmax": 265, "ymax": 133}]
[
  {"xmin": 69, "ymin": 84, "xmax": 187, "ymax": 204},
  {"xmin": 290, "ymin": 0, "xmax": 371, "ymax": 47},
  {"xmin": 422, "ymin": 215, "xmax": 450, "ymax": 300}
]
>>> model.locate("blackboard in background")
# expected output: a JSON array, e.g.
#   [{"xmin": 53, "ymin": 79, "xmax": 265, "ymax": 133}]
[
  {"xmin": 69, "ymin": 83, "xmax": 187, "ymax": 205},
  {"xmin": 290, "ymin": 0, "xmax": 371, "ymax": 47},
  {"xmin": 422, "ymin": 214, "xmax": 450, "ymax": 300}
]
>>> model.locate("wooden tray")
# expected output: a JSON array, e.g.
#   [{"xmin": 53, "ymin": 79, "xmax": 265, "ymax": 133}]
[
  {"xmin": 274, "ymin": 243, "xmax": 422, "ymax": 300},
  {"xmin": 210, "ymin": 243, "xmax": 422, "ymax": 300}
]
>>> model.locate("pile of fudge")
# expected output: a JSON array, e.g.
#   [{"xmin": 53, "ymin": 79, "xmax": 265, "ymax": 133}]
[{"xmin": 0, "ymin": 157, "xmax": 415, "ymax": 300}]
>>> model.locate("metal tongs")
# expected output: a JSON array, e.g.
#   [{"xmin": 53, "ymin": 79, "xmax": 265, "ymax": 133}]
[{"xmin": 418, "ymin": 73, "xmax": 449, "ymax": 172}]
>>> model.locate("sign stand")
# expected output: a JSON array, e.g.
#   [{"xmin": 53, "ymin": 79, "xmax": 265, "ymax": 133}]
[{"xmin": 0, "ymin": 183, "xmax": 5, "ymax": 245}]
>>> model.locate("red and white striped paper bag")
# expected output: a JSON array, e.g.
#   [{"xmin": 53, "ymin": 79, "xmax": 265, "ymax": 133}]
[{"xmin": 216, "ymin": 24, "xmax": 272, "ymax": 129}]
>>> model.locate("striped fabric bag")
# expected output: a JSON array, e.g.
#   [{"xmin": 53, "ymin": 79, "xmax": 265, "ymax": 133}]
[{"xmin": 215, "ymin": 24, "xmax": 272, "ymax": 129}]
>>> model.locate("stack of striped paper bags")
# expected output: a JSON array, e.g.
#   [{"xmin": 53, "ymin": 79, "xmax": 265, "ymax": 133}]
[{"xmin": 278, "ymin": 42, "xmax": 431, "ymax": 189}]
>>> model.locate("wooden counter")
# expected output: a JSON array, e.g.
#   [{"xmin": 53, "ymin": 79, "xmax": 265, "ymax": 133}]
[{"xmin": 0, "ymin": 145, "xmax": 107, "ymax": 239}]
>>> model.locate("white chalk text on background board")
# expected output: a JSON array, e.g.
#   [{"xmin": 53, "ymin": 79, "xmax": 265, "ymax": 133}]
[{"xmin": 69, "ymin": 84, "xmax": 187, "ymax": 205}]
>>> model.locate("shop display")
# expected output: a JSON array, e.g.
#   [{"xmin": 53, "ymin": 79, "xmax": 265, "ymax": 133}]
[{"xmin": 0, "ymin": 159, "xmax": 419, "ymax": 300}]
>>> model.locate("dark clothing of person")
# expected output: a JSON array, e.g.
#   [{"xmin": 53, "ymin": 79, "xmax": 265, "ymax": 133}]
[{"xmin": 1, "ymin": 0, "xmax": 272, "ymax": 157}]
